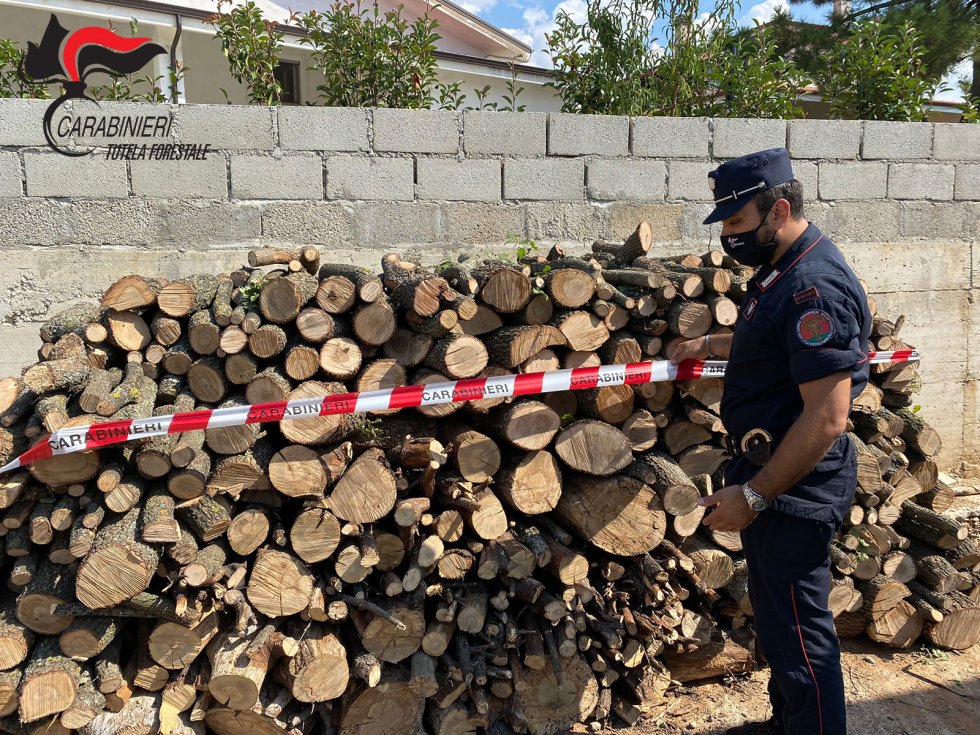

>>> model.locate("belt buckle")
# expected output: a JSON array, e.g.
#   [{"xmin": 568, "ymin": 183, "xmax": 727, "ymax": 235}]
[{"xmin": 740, "ymin": 428, "xmax": 772, "ymax": 466}]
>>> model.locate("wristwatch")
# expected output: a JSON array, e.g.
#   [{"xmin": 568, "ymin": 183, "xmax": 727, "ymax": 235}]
[{"xmin": 742, "ymin": 482, "xmax": 771, "ymax": 512}]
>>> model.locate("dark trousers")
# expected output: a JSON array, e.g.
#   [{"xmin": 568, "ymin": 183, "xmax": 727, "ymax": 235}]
[{"xmin": 740, "ymin": 510, "xmax": 847, "ymax": 735}]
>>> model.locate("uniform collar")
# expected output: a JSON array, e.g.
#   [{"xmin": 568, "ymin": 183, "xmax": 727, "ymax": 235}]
[{"xmin": 752, "ymin": 223, "xmax": 824, "ymax": 292}]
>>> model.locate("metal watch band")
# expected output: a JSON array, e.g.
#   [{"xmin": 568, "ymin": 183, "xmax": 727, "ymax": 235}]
[{"xmin": 743, "ymin": 482, "xmax": 771, "ymax": 511}]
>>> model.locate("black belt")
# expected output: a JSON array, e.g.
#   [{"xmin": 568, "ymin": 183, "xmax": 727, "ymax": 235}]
[{"xmin": 725, "ymin": 428, "xmax": 773, "ymax": 466}]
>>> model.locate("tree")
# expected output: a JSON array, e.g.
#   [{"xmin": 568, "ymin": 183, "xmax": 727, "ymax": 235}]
[
  {"xmin": 795, "ymin": 0, "xmax": 979, "ymax": 96},
  {"xmin": 545, "ymin": 0, "xmax": 804, "ymax": 118},
  {"xmin": 816, "ymin": 18, "xmax": 942, "ymax": 120}
]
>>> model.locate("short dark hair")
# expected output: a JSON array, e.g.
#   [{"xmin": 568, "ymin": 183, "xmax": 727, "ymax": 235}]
[{"xmin": 754, "ymin": 179, "xmax": 804, "ymax": 220}]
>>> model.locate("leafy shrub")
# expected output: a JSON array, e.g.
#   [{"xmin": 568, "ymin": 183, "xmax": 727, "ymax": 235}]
[
  {"xmin": 545, "ymin": 0, "xmax": 803, "ymax": 118},
  {"xmin": 815, "ymin": 19, "xmax": 941, "ymax": 121},
  {"xmin": 0, "ymin": 39, "xmax": 50, "ymax": 99},
  {"xmin": 205, "ymin": 0, "xmax": 285, "ymax": 105}
]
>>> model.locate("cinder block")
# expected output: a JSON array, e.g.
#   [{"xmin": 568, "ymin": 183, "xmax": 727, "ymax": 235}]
[
  {"xmin": 888, "ymin": 163, "xmax": 955, "ymax": 200},
  {"xmin": 353, "ymin": 201, "xmax": 439, "ymax": 245},
  {"xmin": 175, "ymin": 105, "xmax": 276, "ymax": 150},
  {"xmin": 132, "ymin": 155, "xmax": 227, "ymax": 198},
  {"xmin": 712, "ymin": 119, "xmax": 786, "ymax": 158},
  {"xmin": 463, "ymin": 111, "xmax": 547, "ymax": 156},
  {"xmin": 954, "ymin": 164, "xmax": 980, "ymax": 200},
  {"xmin": 67, "ymin": 199, "xmax": 262, "ymax": 247},
  {"xmin": 632, "ymin": 117, "xmax": 709, "ymax": 158},
  {"xmin": 862, "ymin": 121, "xmax": 931, "ymax": 159},
  {"xmin": 440, "ymin": 202, "xmax": 525, "ymax": 243},
  {"xmin": 326, "ymin": 156, "xmax": 414, "ymax": 201},
  {"xmin": 900, "ymin": 202, "xmax": 979, "ymax": 240},
  {"xmin": 24, "ymin": 152, "xmax": 128, "ymax": 198},
  {"xmin": 818, "ymin": 201, "xmax": 901, "ymax": 242},
  {"xmin": 818, "ymin": 162, "xmax": 888, "ymax": 200},
  {"xmin": 788, "ymin": 120, "xmax": 862, "ymax": 159},
  {"xmin": 793, "ymin": 160, "xmax": 819, "ymax": 201},
  {"xmin": 504, "ymin": 159, "xmax": 584, "ymax": 201},
  {"xmin": 417, "ymin": 159, "xmax": 501, "ymax": 202},
  {"xmin": 0, "ymin": 199, "xmax": 71, "ymax": 246},
  {"xmin": 373, "ymin": 109, "xmax": 459, "ymax": 154},
  {"xmin": 278, "ymin": 107, "xmax": 369, "ymax": 151},
  {"xmin": 835, "ymin": 240, "xmax": 970, "ymax": 293},
  {"xmin": 667, "ymin": 161, "xmax": 713, "ymax": 201},
  {"xmin": 260, "ymin": 201, "xmax": 356, "ymax": 245},
  {"xmin": 66, "ymin": 102, "xmax": 177, "ymax": 148},
  {"xmin": 681, "ymin": 202, "xmax": 716, "ymax": 240},
  {"xmin": 0, "ymin": 152, "xmax": 22, "ymax": 197},
  {"xmin": 231, "ymin": 154, "xmax": 323, "ymax": 200},
  {"xmin": 151, "ymin": 200, "xmax": 263, "ymax": 246},
  {"xmin": 608, "ymin": 203, "xmax": 683, "ymax": 242},
  {"xmin": 548, "ymin": 113, "xmax": 629, "ymax": 156},
  {"xmin": 0, "ymin": 99, "xmax": 51, "ymax": 146},
  {"xmin": 933, "ymin": 124, "xmax": 980, "ymax": 161},
  {"xmin": 526, "ymin": 202, "xmax": 608, "ymax": 242},
  {"xmin": 588, "ymin": 160, "xmax": 665, "ymax": 201}
]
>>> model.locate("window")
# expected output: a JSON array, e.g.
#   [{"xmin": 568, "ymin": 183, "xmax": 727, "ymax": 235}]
[{"xmin": 274, "ymin": 61, "xmax": 301, "ymax": 104}]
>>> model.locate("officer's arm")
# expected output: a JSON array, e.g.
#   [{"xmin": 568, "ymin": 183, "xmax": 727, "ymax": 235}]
[{"xmin": 746, "ymin": 370, "xmax": 851, "ymax": 501}]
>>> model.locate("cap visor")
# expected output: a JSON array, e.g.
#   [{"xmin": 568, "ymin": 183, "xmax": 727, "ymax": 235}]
[{"xmin": 702, "ymin": 199, "xmax": 744, "ymax": 225}]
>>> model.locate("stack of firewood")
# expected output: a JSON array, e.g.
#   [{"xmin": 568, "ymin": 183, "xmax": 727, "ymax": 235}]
[{"xmin": 0, "ymin": 226, "xmax": 975, "ymax": 735}]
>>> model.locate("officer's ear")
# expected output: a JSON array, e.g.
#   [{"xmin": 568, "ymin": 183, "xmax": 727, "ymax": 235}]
[{"xmin": 770, "ymin": 198, "xmax": 791, "ymax": 229}]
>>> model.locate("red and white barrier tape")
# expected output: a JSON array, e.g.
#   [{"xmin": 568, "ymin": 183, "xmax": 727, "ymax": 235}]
[{"xmin": 0, "ymin": 350, "xmax": 919, "ymax": 475}]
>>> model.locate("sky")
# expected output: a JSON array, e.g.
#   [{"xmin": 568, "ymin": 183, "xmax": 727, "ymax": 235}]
[{"xmin": 458, "ymin": 0, "xmax": 971, "ymax": 101}]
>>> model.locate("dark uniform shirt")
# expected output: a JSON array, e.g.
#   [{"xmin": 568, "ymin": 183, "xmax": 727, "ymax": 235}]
[{"xmin": 721, "ymin": 222, "xmax": 873, "ymax": 525}]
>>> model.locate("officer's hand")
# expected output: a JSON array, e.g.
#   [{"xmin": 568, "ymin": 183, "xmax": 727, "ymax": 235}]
[
  {"xmin": 699, "ymin": 484, "xmax": 758, "ymax": 532},
  {"xmin": 667, "ymin": 337, "xmax": 707, "ymax": 363}
]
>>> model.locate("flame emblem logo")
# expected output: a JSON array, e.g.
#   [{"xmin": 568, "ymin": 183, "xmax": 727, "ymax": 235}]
[{"xmin": 20, "ymin": 14, "xmax": 168, "ymax": 156}]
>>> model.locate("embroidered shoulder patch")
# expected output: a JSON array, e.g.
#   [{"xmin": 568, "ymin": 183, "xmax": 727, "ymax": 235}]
[
  {"xmin": 741, "ymin": 296, "xmax": 758, "ymax": 321},
  {"xmin": 793, "ymin": 286, "xmax": 819, "ymax": 304},
  {"xmin": 797, "ymin": 309, "xmax": 835, "ymax": 347}
]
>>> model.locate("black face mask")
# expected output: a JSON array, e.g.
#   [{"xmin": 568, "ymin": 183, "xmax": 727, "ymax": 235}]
[{"xmin": 719, "ymin": 203, "xmax": 777, "ymax": 267}]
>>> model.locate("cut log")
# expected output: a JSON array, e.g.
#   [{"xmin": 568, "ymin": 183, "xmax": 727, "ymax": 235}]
[
  {"xmin": 895, "ymin": 501, "xmax": 968, "ymax": 549},
  {"xmin": 554, "ymin": 420, "xmax": 632, "ymax": 476},
  {"xmin": 339, "ymin": 670, "xmax": 423, "ymax": 735},
  {"xmin": 273, "ymin": 624, "xmax": 348, "ymax": 702},
  {"xmin": 556, "ymin": 474, "xmax": 666, "ymax": 555},
  {"xmin": 290, "ymin": 507, "xmax": 341, "ymax": 564},
  {"xmin": 329, "ymin": 448, "xmax": 397, "ymax": 524},
  {"xmin": 247, "ymin": 549, "xmax": 314, "ymax": 618},
  {"xmin": 495, "ymin": 450, "xmax": 562, "ymax": 515},
  {"xmin": 18, "ymin": 638, "xmax": 81, "ymax": 722},
  {"xmin": 489, "ymin": 400, "xmax": 560, "ymax": 451},
  {"xmin": 681, "ymin": 535, "xmax": 734, "ymax": 590},
  {"xmin": 76, "ymin": 508, "xmax": 160, "ymax": 609},
  {"xmin": 424, "ymin": 334, "xmax": 489, "ymax": 380},
  {"xmin": 895, "ymin": 409, "xmax": 942, "ymax": 457},
  {"xmin": 269, "ymin": 445, "xmax": 327, "ymax": 499},
  {"xmin": 662, "ymin": 631, "xmax": 754, "ymax": 683},
  {"xmin": 514, "ymin": 654, "xmax": 598, "ymax": 735}
]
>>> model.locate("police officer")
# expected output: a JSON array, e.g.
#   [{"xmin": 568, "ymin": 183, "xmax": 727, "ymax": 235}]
[{"xmin": 668, "ymin": 148, "xmax": 871, "ymax": 735}]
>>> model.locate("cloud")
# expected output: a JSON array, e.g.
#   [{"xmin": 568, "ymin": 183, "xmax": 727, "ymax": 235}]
[
  {"xmin": 504, "ymin": 0, "xmax": 647, "ymax": 67},
  {"xmin": 455, "ymin": 0, "xmax": 500, "ymax": 14},
  {"xmin": 739, "ymin": 0, "xmax": 789, "ymax": 27}
]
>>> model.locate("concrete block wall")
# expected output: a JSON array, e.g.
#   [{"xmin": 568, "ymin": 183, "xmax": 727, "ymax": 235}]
[{"xmin": 0, "ymin": 99, "xmax": 978, "ymax": 467}]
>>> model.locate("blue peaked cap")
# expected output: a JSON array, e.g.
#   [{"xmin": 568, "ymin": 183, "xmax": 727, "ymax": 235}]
[{"xmin": 703, "ymin": 147, "xmax": 795, "ymax": 224}]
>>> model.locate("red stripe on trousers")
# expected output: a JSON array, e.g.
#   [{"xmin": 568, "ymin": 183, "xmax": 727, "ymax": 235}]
[{"xmin": 790, "ymin": 584, "xmax": 824, "ymax": 735}]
